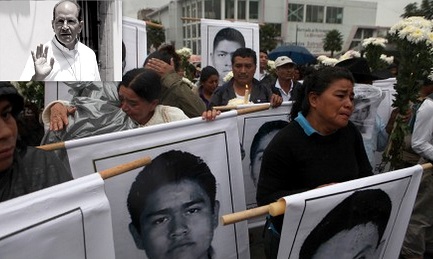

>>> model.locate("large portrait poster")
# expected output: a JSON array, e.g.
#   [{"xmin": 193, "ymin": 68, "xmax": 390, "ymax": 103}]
[
  {"xmin": 200, "ymin": 19, "xmax": 260, "ymax": 84},
  {"xmin": 0, "ymin": 173, "xmax": 114, "ymax": 259},
  {"xmin": 277, "ymin": 165, "xmax": 423, "ymax": 259},
  {"xmin": 64, "ymin": 113, "xmax": 249, "ymax": 259},
  {"xmin": 236, "ymin": 103, "xmax": 291, "ymax": 226}
]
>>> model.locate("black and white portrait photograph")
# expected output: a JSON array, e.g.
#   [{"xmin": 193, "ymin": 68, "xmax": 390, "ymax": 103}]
[{"xmin": 0, "ymin": 0, "xmax": 122, "ymax": 81}]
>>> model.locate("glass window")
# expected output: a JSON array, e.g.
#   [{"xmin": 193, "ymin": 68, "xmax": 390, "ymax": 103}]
[
  {"xmin": 197, "ymin": 1, "xmax": 202, "ymax": 17},
  {"xmin": 238, "ymin": 0, "xmax": 246, "ymax": 20},
  {"xmin": 249, "ymin": 0, "xmax": 259, "ymax": 19},
  {"xmin": 363, "ymin": 29, "xmax": 374, "ymax": 38},
  {"xmin": 191, "ymin": 3, "xmax": 197, "ymax": 17},
  {"xmin": 204, "ymin": 0, "xmax": 221, "ymax": 19},
  {"xmin": 306, "ymin": 5, "xmax": 324, "ymax": 23},
  {"xmin": 288, "ymin": 3, "xmax": 303, "ymax": 22},
  {"xmin": 225, "ymin": 0, "xmax": 235, "ymax": 19},
  {"xmin": 192, "ymin": 24, "xmax": 197, "ymax": 37},
  {"xmin": 326, "ymin": 7, "xmax": 343, "ymax": 24}
]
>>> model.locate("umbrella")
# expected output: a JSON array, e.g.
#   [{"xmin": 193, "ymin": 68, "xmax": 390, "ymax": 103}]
[{"xmin": 268, "ymin": 45, "xmax": 316, "ymax": 65}]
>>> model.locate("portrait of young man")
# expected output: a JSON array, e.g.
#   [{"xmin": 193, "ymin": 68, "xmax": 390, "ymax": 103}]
[{"xmin": 127, "ymin": 150, "xmax": 220, "ymax": 259}]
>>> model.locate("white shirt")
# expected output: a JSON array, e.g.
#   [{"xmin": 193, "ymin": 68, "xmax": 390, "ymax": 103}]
[
  {"xmin": 20, "ymin": 36, "xmax": 101, "ymax": 81},
  {"xmin": 412, "ymin": 97, "xmax": 433, "ymax": 161},
  {"xmin": 275, "ymin": 79, "xmax": 293, "ymax": 102}
]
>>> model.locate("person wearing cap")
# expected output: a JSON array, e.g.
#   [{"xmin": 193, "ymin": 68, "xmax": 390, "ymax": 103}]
[
  {"xmin": 271, "ymin": 56, "xmax": 302, "ymax": 102},
  {"xmin": 0, "ymin": 82, "xmax": 72, "ymax": 202}
]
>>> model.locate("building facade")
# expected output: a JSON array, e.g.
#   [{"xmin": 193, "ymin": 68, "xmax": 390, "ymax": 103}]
[{"xmin": 147, "ymin": 0, "xmax": 389, "ymax": 56}]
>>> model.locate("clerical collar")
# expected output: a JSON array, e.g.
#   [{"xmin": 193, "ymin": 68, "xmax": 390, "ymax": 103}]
[{"xmin": 53, "ymin": 36, "xmax": 78, "ymax": 52}]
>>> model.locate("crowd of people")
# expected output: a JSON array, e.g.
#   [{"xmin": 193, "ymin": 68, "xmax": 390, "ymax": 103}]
[{"xmin": 4, "ymin": 1, "xmax": 433, "ymax": 258}]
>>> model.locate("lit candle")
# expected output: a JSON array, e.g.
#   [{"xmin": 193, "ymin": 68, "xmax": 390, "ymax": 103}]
[{"xmin": 244, "ymin": 84, "xmax": 249, "ymax": 104}]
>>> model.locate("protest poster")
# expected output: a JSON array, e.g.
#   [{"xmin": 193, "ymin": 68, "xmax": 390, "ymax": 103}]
[
  {"xmin": 200, "ymin": 18, "xmax": 260, "ymax": 84},
  {"xmin": 0, "ymin": 173, "xmax": 114, "ymax": 259},
  {"xmin": 63, "ymin": 112, "xmax": 249, "ymax": 259},
  {"xmin": 236, "ymin": 103, "xmax": 291, "ymax": 226},
  {"xmin": 122, "ymin": 16, "xmax": 148, "ymax": 75},
  {"xmin": 277, "ymin": 165, "xmax": 423, "ymax": 259}
]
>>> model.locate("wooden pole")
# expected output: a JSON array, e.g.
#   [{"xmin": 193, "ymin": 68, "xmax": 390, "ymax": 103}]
[
  {"xmin": 220, "ymin": 163, "xmax": 432, "ymax": 225},
  {"xmin": 37, "ymin": 142, "xmax": 65, "ymax": 151},
  {"xmin": 99, "ymin": 157, "xmax": 152, "ymax": 180},
  {"xmin": 237, "ymin": 104, "xmax": 270, "ymax": 115}
]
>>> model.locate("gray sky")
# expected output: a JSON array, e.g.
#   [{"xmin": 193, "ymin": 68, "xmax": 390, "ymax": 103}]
[{"xmin": 123, "ymin": 0, "xmax": 422, "ymax": 27}]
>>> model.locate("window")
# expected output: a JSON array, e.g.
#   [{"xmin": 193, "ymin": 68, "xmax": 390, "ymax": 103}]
[
  {"xmin": 288, "ymin": 3, "xmax": 303, "ymax": 22},
  {"xmin": 249, "ymin": 0, "xmax": 259, "ymax": 19},
  {"xmin": 326, "ymin": 7, "xmax": 343, "ymax": 24},
  {"xmin": 306, "ymin": 5, "xmax": 324, "ymax": 23},
  {"xmin": 225, "ymin": 0, "xmax": 235, "ymax": 19},
  {"xmin": 238, "ymin": 0, "xmax": 246, "ymax": 20},
  {"xmin": 197, "ymin": 1, "xmax": 202, "ymax": 17},
  {"xmin": 204, "ymin": 0, "xmax": 221, "ymax": 19}
]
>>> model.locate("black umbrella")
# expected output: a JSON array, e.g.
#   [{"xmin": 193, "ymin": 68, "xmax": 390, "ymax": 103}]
[{"xmin": 268, "ymin": 45, "xmax": 316, "ymax": 65}]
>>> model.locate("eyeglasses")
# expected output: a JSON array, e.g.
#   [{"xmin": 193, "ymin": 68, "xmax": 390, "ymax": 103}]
[{"xmin": 54, "ymin": 17, "xmax": 79, "ymax": 27}]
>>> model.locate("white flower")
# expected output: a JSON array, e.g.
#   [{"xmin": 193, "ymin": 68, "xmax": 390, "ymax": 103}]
[
  {"xmin": 362, "ymin": 37, "xmax": 387, "ymax": 48},
  {"xmin": 223, "ymin": 71, "xmax": 233, "ymax": 82},
  {"xmin": 339, "ymin": 50, "xmax": 361, "ymax": 61},
  {"xmin": 267, "ymin": 60, "xmax": 276, "ymax": 70},
  {"xmin": 380, "ymin": 54, "xmax": 394, "ymax": 64},
  {"xmin": 390, "ymin": 16, "xmax": 433, "ymax": 44},
  {"xmin": 317, "ymin": 55, "xmax": 329, "ymax": 62},
  {"xmin": 176, "ymin": 47, "xmax": 192, "ymax": 59},
  {"xmin": 319, "ymin": 57, "xmax": 339, "ymax": 67}
]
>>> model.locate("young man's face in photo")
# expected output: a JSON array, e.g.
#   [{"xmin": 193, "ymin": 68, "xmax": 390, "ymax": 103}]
[
  {"xmin": 211, "ymin": 40, "xmax": 243, "ymax": 80},
  {"xmin": 250, "ymin": 130, "xmax": 279, "ymax": 186},
  {"xmin": 136, "ymin": 179, "xmax": 219, "ymax": 259},
  {"xmin": 52, "ymin": 1, "xmax": 83, "ymax": 49},
  {"xmin": 311, "ymin": 222, "xmax": 380, "ymax": 259}
]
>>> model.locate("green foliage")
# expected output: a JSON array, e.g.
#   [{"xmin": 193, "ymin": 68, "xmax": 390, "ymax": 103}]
[
  {"xmin": 259, "ymin": 23, "xmax": 279, "ymax": 52},
  {"xmin": 147, "ymin": 20, "xmax": 165, "ymax": 51},
  {"xmin": 364, "ymin": 43, "xmax": 388, "ymax": 72},
  {"xmin": 15, "ymin": 81, "xmax": 45, "ymax": 109},
  {"xmin": 402, "ymin": 0, "xmax": 433, "ymax": 19},
  {"xmin": 383, "ymin": 25, "xmax": 433, "ymax": 169},
  {"xmin": 322, "ymin": 29, "xmax": 343, "ymax": 57}
]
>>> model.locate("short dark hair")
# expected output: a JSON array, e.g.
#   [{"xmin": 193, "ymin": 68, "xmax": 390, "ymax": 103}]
[
  {"xmin": 200, "ymin": 66, "xmax": 219, "ymax": 83},
  {"xmin": 143, "ymin": 44, "xmax": 181, "ymax": 72},
  {"xmin": 118, "ymin": 68, "xmax": 161, "ymax": 102},
  {"xmin": 127, "ymin": 150, "xmax": 217, "ymax": 234},
  {"xmin": 213, "ymin": 27, "xmax": 245, "ymax": 51},
  {"xmin": 231, "ymin": 47, "xmax": 257, "ymax": 66},
  {"xmin": 0, "ymin": 82, "xmax": 24, "ymax": 117},
  {"xmin": 299, "ymin": 189, "xmax": 392, "ymax": 258},
  {"xmin": 290, "ymin": 66, "xmax": 354, "ymax": 120},
  {"xmin": 250, "ymin": 120, "xmax": 288, "ymax": 163},
  {"xmin": 52, "ymin": 0, "xmax": 82, "ymax": 21}
]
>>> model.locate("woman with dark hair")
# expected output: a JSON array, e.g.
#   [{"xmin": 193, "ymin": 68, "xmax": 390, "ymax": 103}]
[
  {"xmin": 0, "ymin": 82, "xmax": 72, "ymax": 202},
  {"xmin": 193, "ymin": 66, "xmax": 219, "ymax": 108},
  {"xmin": 256, "ymin": 66, "xmax": 372, "ymax": 258},
  {"xmin": 42, "ymin": 68, "xmax": 188, "ymax": 144}
]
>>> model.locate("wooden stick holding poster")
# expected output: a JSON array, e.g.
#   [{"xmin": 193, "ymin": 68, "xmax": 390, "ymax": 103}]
[{"xmin": 221, "ymin": 163, "xmax": 431, "ymax": 226}]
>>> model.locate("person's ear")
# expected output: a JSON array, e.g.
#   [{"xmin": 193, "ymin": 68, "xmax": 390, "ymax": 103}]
[
  {"xmin": 129, "ymin": 223, "xmax": 145, "ymax": 250},
  {"xmin": 150, "ymin": 99, "xmax": 159, "ymax": 111},
  {"xmin": 212, "ymin": 200, "xmax": 220, "ymax": 230},
  {"xmin": 51, "ymin": 20, "xmax": 55, "ymax": 31},
  {"xmin": 308, "ymin": 92, "xmax": 319, "ymax": 109},
  {"xmin": 78, "ymin": 21, "xmax": 84, "ymax": 34}
]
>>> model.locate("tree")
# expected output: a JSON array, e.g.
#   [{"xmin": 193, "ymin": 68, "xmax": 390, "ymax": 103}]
[
  {"xmin": 402, "ymin": 0, "xmax": 433, "ymax": 19},
  {"xmin": 146, "ymin": 20, "xmax": 165, "ymax": 52},
  {"xmin": 259, "ymin": 23, "xmax": 280, "ymax": 52},
  {"xmin": 323, "ymin": 29, "xmax": 343, "ymax": 57}
]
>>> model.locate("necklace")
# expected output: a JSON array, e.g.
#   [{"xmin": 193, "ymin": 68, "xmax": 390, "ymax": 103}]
[{"xmin": 52, "ymin": 39, "xmax": 80, "ymax": 80}]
